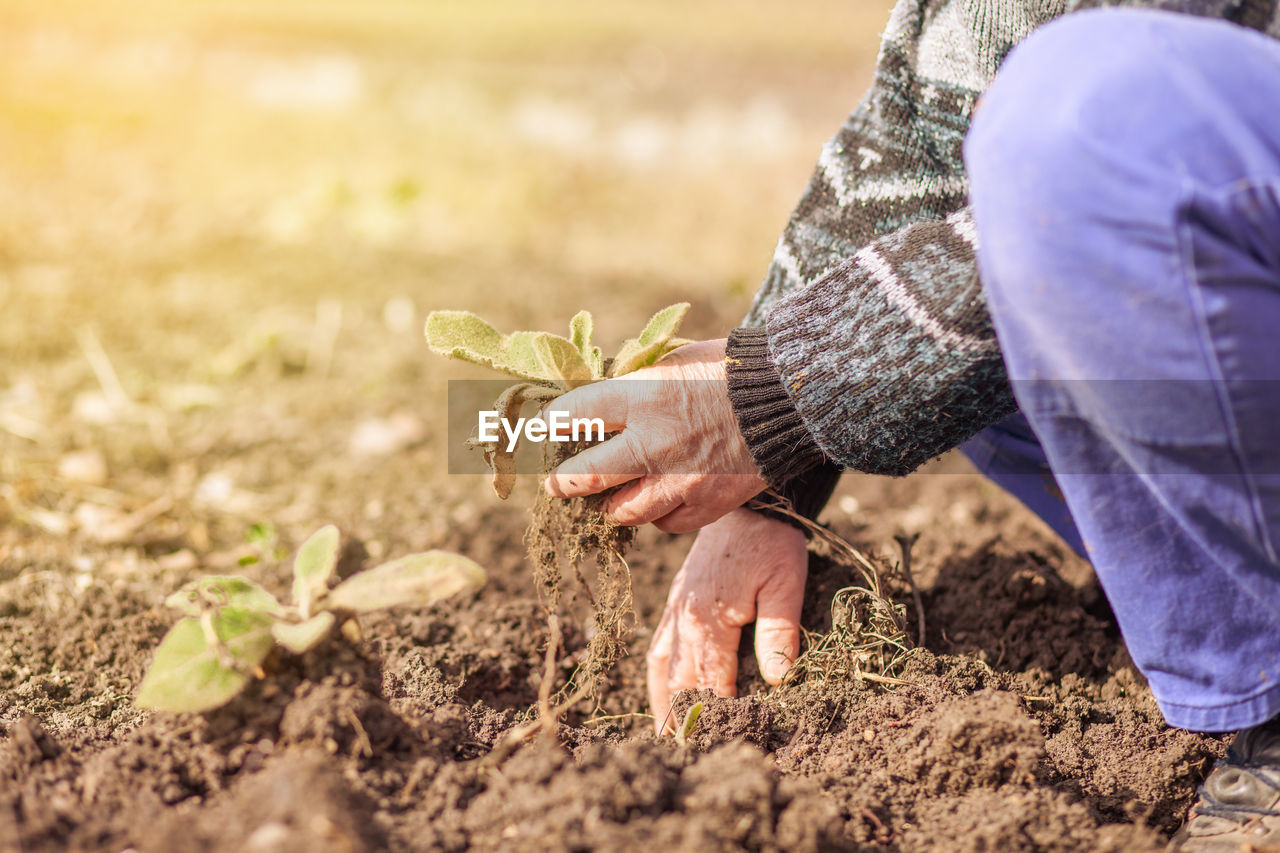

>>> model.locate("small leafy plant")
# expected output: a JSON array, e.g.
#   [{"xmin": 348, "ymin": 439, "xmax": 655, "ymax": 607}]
[
  {"xmin": 425, "ymin": 302, "xmax": 690, "ymax": 498},
  {"xmin": 137, "ymin": 525, "xmax": 486, "ymax": 713},
  {"xmin": 425, "ymin": 301, "xmax": 690, "ymax": 389},
  {"xmin": 424, "ymin": 303, "xmax": 691, "ymax": 705}
]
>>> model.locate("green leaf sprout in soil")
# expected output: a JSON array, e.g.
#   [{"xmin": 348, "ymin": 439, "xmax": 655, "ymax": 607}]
[
  {"xmin": 674, "ymin": 701, "xmax": 703, "ymax": 747},
  {"xmin": 137, "ymin": 524, "xmax": 486, "ymax": 713}
]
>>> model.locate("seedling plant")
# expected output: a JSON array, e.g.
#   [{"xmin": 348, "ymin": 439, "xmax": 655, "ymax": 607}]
[
  {"xmin": 425, "ymin": 302, "xmax": 690, "ymax": 499},
  {"xmin": 137, "ymin": 525, "xmax": 486, "ymax": 713},
  {"xmin": 674, "ymin": 701, "xmax": 703, "ymax": 747},
  {"xmin": 425, "ymin": 303, "xmax": 690, "ymax": 701}
]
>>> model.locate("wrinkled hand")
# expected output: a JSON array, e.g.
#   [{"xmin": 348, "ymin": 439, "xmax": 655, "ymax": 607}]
[
  {"xmin": 647, "ymin": 507, "xmax": 807, "ymax": 733},
  {"xmin": 543, "ymin": 338, "xmax": 766, "ymax": 533}
]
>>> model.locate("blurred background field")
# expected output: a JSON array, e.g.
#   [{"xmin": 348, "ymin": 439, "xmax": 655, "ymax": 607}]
[
  {"xmin": 0, "ymin": 0, "xmax": 894, "ymax": 591},
  {"xmin": 0, "ymin": 0, "xmax": 889, "ymax": 335}
]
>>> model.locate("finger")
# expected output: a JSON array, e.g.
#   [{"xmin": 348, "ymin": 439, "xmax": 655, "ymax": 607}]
[
  {"xmin": 535, "ymin": 408, "xmax": 624, "ymax": 444},
  {"xmin": 753, "ymin": 560, "xmax": 807, "ymax": 685},
  {"xmin": 667, "ymin": 602, "xmax": 741, "ymax": 703},
  {"xmin": 646, "ymin": 609, "xmax": 677, "ymax": 734},
  {"xmin": 547, "ymin": 380, "xmax": 630, "ymax": 435},
  {"xmin": 544, "ymin": 430, "xmax": 647, "ymax": 498},
  {"xmin": 605, "ymin": 479, "xmax": 684, "ymax": 527},
  {"xmin": 652, "ymin": 504, "xmax": 725, "ymax": 535}
]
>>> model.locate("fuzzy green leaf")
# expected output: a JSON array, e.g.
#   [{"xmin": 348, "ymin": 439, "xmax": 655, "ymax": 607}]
[
  {"xmin": 532, "ymin": 332, "xmax": 593, "ymax": 389},
  {"xmin": 609, "ymin": 303, "xmax": 691, "ymax": 377},
  {"xmin": 569, "ymin": 310, "xmax": 605, "ymax": 378},
  {"xmin": 584, "ymin": 345, "xmax": 605, "ymax": 379},
  {"xmin": 293, "ymin": 525, "xmax": 339, "ymax": 619},
  {"xmin": 136, "ymin": 608, "xmax": 275, "ymax": 713},
  {"xmin": 656, "ymin": 338, "xmax": 693, "ymax": 360},
  {"xmin": 425, "ymin": 311, "xmax": 557, "ymax": 386},
  {"xmin": 271, "ymin": 611, "xmax": 336, "ymax": 654},
  {"xmin": 637, "ymin": 302, "xmax": 691, "ymax": 347},
  {"xmin": 569, "ymin": 310, "xmax": 593, "ymax": 356},
  {"xmin": 164, "ymin": 576, "xmax": 281, "ymax": 618},
  {"xmin": 326, "ymin": 551, "xmax": 486, "ymax": 613}
]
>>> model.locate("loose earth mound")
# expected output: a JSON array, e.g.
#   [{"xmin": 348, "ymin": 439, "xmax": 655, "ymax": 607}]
[{"xmin": 0, "ymin": 468, "xmax": 1219, "ymax": 852}]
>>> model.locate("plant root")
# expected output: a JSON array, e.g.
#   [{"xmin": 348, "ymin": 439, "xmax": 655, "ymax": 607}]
[{"xmin": 525, "ymin": 441, "xmax": 636, "ymax": 705}]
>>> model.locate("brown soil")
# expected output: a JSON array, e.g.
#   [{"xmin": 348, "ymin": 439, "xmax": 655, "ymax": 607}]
[{"xmin": 0, "ymin": 470, "xmax": 1225, "ymax": 852}]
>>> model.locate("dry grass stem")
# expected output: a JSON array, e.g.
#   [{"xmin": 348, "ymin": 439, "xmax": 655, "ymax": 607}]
[
  {"xmin": 894, "ymin": 531, "xmax": 926, "ymax": 646},
  {"xmin": 750, "ymin": 491, "xmax": 918, "ymax": 690}
]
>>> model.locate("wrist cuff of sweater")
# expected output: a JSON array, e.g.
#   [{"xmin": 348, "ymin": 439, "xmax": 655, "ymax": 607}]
[{"xmin": 726, "ymin": 326, "xmax": 830, "ymax": 487}]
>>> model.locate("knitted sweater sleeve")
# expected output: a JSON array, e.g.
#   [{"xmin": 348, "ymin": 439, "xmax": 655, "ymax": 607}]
[
  {"xmin": 729, "ymin": 0, "xmax": 1045, "ymax": 504},
  {"xmin": 730, "ymin": 208, "xmax": 1017, "ymax": 485}
]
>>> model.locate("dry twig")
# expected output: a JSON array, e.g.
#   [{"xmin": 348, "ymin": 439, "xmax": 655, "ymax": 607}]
[
  {"xmin": 537, "ymin": 615, "xmax": 561, "ymax": 741},
  {"xmin": 480, "ymin": 613, "xmax": 592, "ymax": 766},
  {"xmin": 894, "ymin": 532, "xmax": 926, "ymax": 647}
]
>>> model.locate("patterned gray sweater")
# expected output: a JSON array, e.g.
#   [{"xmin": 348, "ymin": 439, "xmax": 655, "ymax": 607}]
[{"xmin": 727, "ymin": 0, "xmax": 1280, "ymax": 519}]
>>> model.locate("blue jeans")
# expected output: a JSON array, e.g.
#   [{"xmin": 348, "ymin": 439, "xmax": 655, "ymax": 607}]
[{"xmin": 962, "ymin": 8, "xmax": 1280, "ymax": 732}]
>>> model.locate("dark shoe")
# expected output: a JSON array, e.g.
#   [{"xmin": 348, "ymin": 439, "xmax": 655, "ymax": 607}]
[{"xmin": 1170, "ymin": 721, "xmax": 1280, "ymax": 852}]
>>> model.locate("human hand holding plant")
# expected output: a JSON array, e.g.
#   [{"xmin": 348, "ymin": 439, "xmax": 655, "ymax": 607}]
[
  {"xmin": 543, "ymin": 338, "xmax": 768, "ymax": 533},
  {"xmin": 647, "ymin": 507, "xmax": 806, "ymax": 733}
]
